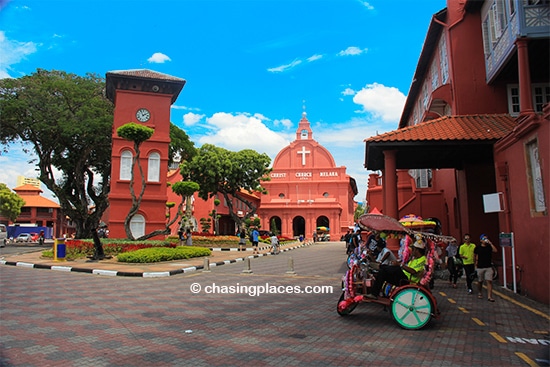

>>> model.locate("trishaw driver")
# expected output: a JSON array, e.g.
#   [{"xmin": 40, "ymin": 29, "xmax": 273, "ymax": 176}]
[{"xmin": 366, "ymin": 237, "xmax": 427, "ymax": 300}]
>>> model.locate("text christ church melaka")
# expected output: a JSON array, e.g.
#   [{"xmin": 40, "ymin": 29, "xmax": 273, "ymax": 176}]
[{"xmin": 258, "ymin": 112, "xmax": 358, "ymax": 240}]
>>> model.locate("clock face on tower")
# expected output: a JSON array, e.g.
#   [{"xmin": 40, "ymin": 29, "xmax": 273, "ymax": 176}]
[{"xmin": 136, "ymin": 108, "xmax": 151, "ymax": 122}]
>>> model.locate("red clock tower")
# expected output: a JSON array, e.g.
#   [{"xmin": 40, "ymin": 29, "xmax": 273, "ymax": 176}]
[{"xmin": 105, "ymin": 69, "xmax": 186, "ymax": 239}]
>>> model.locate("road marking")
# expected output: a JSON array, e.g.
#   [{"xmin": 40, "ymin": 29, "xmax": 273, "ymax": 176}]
[
  {"xmin": 489, "ymin": 332, "xmax": 507, "ymax": 343},
  {"xmin": 534, "ymin": 330, "xmax": 549, "ymax": 335},
  {"xmin": 492, "ymin": 289, "xmax": 550, "ymax": 320},
  {"xmin": 447, "ymin": 298, "xmax": 456, "ymax": 304},
  {"xmin": 458, "ymin": 307, "xmax": 469, "ymax": 313},
  {"xmin": 515, "ymin": 352, "xmax": 538, "ymax": 367},
  {"xmin": 439, "ymin": 291, "xmax": 447, "ymax": 297},
  {"xmin": 472, "ymin": 317, "xmax": 485, "ymax": 326}
]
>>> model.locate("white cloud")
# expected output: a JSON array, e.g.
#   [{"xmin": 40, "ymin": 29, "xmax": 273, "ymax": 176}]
[
  {"xmin": 196, "ymin": 112, "xmax": 290, "ymax": 157},
  {"xmin": 353, "ymin": 83, "xmax": 406, "ymax": 122},
  {"xmin": 0, "ymin": 31, "xmax": 39, "ymax": 78},
  {"xmin": 341, "ymin": 87, "xmax": 356, "ymax": 96},
  {"xmin": 274, "ymin": 118, "xmax": 293, "ymax": 129},
  {"xmin": 147, "ymin": 52, "xmax": 171, "ymax": 63},
  {"xmin": 307, "ymin": 54, "xmax": 323, "ymax": 62},
  {"xmin": 0, "ymin": 147, "xmax": 58, "ymax": 202},
  {"xmin": 337, "ymin": 46, "xmax": 367, "ymax": 57},
  {"xmin": 267, "ymin": 59, "xmax": 302, "ymax": 73},
  {"xmin": 358, "ymin": 1, "xmax": 374, "ymax": 10},
  {"xmin": 183, "ymin": 112, "xmax": 205, "ymax": 126}
]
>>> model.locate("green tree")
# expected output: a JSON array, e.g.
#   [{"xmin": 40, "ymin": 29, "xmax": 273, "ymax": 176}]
[
  {"xmin": 116, "ymin": 122, "xmax": 154, "ymax": 240},
  {"xmin": 354, "ymin": 202, "xmax": 367, "ymax": 221},
  {"xmin": 180, "ymin": 144, "xmax": 271, "ymax": 230},
  {"xmin": 169, "ymin": 123, "xmax": 197, "ymax": 166},
  {"xmin": 0, "ymin": 183, "xmax": 25, "ymax": 222},
  {"xmin": 172, "ymin": 181, "xmax": 200, "ymax": 232},
  {"xmin": 0, "ymin": 69, "xmax": 113, "ymax": 258},
  {"xmin": 270, "ymin": 218, "xmax": 279, "ymax": 236}
]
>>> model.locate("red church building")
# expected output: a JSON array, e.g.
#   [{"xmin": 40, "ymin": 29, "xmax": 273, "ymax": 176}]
[
  {"xmin": 364, "ymin": 0, "xmax": 549, "ymax": 303},
  {"xmin": 258, "ymin": 112, "xmax": 358, "ymax": 240}
]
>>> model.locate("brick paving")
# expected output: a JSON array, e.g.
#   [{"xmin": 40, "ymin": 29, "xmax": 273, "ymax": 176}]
[{"xmin": 0, "ymin": 241, "xmax": 548, "ymax": 367}]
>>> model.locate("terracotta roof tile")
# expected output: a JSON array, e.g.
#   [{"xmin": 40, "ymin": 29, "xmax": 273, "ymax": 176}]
[
  {"xmin": 20, "ymin": 195, "xmax": 60, "ymax": 208},
  {"xmin": 366, "ymin": 114, "xmax": 516, "ymax": 143},
  {"xmin": 13, "ymin": 184, "xmax": 42, "ymax": 192},
  {"xmin": 106, "ymin": 69, "xmax": 185, "ymax": 82}
]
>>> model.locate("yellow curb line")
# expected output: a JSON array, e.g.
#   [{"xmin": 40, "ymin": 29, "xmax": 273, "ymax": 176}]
[
  {"xmin": 515, "ymin": 352, "xmax": 539, "ymax": 367},
  {"xmin": 492, "ymin": 289, "xmax": 550, "ymax": 320}
]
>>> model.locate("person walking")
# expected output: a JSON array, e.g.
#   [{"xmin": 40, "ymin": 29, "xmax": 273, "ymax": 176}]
[
  {"xmin": 185, "ymin": 229, "xmax": 193, "ymax": 246},
  {"xmin": 446, "ymin": 240, "xmax": 460, "ymax": 288},
  {"xmin": 270, "ymin": 233, "xmax": 280, "ymax": 255},
  {"xmin": 475, "ymin": 234, "xmax": 498, "ymax": 302},
  {"xmin": 251, "ymin": 227, "xmax": 260, "ymax": 255},
  {"xmin": 459, "ymin": 234, "xmax": 476, "ymax": 294},
  {"xmin": 238, "ymin": 228, "xmax": 247, "ymax": 252}
]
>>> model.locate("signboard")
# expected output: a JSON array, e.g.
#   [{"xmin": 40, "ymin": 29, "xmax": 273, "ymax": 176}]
[
  {"xmin": 483, "ymin": 192, "xmax": 504, "ymax": 213},
  {"xmin": 499, "ymin": 232, "xmax": 513, "ymax": 247}
]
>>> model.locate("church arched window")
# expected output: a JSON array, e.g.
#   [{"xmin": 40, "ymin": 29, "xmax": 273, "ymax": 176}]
[
  {"xmin": 148, "ymin": 152, "xmax": 160, "ymax": 182},
  {"xmin": 120, "ymin": 150, "xmax": 133, "ymax": 180},
  {"xmin": 130, "ymin": 214, "xmax": 145, "ymax": 238}
]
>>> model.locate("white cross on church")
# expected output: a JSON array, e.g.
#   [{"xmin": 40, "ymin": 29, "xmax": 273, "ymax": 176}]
[{"xmin": 297, "ymin": 146, "xmax": 310, "ymax": 166}]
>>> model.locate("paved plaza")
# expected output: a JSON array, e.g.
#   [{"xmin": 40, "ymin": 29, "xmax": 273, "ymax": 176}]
[{"xmin": 0, "ymin": 242, "xmax": 548, "ymax": 366}]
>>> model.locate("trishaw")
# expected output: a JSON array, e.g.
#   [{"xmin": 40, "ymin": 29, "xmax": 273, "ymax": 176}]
[{"xmin": 337, "ymin": 214, "xmax": 456, "ymax": 330}]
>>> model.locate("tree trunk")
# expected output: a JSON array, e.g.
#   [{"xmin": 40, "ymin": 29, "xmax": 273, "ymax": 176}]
[{"xmin": 91, "ymin": 229, "xmax": 105, "ymax": 260}]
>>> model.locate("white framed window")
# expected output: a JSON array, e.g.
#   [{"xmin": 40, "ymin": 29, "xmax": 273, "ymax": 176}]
[
  {"xmin": 147, "ymin": 152, "xmax": 160, "ymax": 182},
  {"xmin": 120, "ymin": 150, "xmax": 133, "ymax": 180},
  {"xmin": 525, "ymin": 138, "xmax": 547, "ymax": 214},
  {"xmin": 439, "ymin": 34, "xmax": 449, "ymax": 84},
  {"xmin": 130, "ymin": 214, "xmax": 145, "ymax": 238},
  {"xmin": 431, "ymin": 62, "xmax": 439, "ymax": 90},
  {"xmin": 507, "ymin": 83, "xmax": 550, "ymax": 115},
  {"xmin": 409, "ymin": 169, "xmax": 432, "ymax": 188}
]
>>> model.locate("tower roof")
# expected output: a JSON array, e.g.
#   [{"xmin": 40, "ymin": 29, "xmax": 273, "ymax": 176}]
[{"xmin": 105, "ymin": 69, "xmax": 186, "ymax": 104}]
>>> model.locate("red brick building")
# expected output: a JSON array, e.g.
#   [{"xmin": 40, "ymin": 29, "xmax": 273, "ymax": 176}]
[{"xmin": 364, "ymin": 0, "xmax": 549, "ymax": 303}]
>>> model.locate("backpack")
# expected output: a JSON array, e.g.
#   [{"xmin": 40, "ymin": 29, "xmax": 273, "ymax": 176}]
[{"xmin": 249, "ymin": 232, "xmax": 254, "ymax": 242}]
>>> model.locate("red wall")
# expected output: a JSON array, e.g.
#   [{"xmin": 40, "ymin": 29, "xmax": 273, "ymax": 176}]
[{"xmin": 494, "ymin": 116, "xmax": 550, "ymax": 304}]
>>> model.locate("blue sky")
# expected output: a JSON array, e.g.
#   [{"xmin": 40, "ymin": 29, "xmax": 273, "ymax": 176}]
[{"xmin": 0, "ymin": 0, "xmax": 446, "ymax": 202}]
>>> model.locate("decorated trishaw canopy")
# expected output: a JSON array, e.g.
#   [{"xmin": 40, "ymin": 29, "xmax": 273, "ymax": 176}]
[
  {"xmin": 358, "ymin": 213, "xmax": 456, "ymax": 244},
  {"xmin": 398, "ymin": 214, "xmax": 437, "ymax": 230}
]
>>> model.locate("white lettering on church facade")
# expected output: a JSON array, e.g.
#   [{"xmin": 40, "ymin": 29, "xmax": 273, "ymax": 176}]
[
  {"xmin": 295, "ymin": 172, "xmax": 312, "ymax": 178},
  {"xmin": 270, "ymin": 173, "xmax": 287, "ymax": 178},
  {"xmin": 319, "ymin": 172, "xmax": 338, "ymax": 177}
]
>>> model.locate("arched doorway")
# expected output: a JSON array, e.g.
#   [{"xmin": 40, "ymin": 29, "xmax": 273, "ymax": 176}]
[
  {"xmin": 292, "ymin": 216, "xmax": 305, "ymax": 238},
  {"xmin": 316, "ymin": 215, "xmax": 330, "ymax": 229},
  {"xmin": 269, "ymin": 216, "xmax": 282, "ymax": 235}
]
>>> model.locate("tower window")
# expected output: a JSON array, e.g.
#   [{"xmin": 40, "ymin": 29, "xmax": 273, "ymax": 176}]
[
  {"xmin": 120, "ymin": 150, "xmax": 133, "ymax": 180},
  {"xmin": 148, "ymin": 152, "xmax": 160, "ymax": 182}
]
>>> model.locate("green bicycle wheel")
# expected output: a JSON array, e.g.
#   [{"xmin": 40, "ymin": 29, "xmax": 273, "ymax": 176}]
[{"xmin": 391, "ymin": 287, "xmax": 432, "ymax": 330}]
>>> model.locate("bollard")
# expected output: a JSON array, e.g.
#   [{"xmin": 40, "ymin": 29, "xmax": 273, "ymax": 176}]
[
  {"xmin": 286, "ymin": 256, "xmax": 296, "ymax": 275},
  {"xmin": 203, "ymin": 258, "xmax": 211, "ymax": 272},
  {"xmin": 53, "ymin": 238, "xmax": 66, "ymax": 261},
  {"xmin": 242, "ymin": 257, "xmax": 253, "ymax": 274}
]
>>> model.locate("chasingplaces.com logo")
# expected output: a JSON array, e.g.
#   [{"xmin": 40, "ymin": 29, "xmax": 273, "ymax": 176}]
[{"xmin": 189, "ymin": 282, "xmax": 334, "ymax": 297}]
